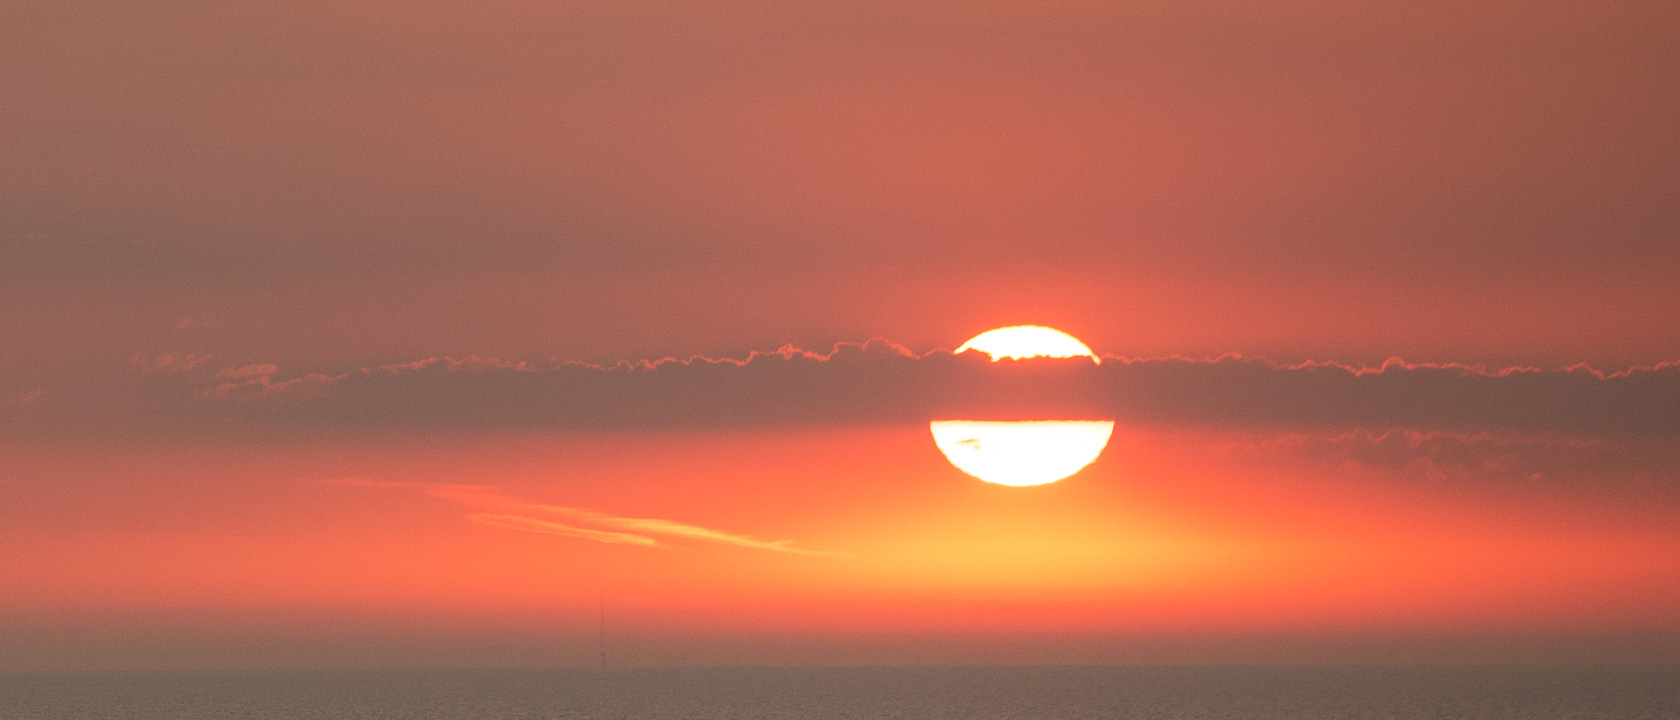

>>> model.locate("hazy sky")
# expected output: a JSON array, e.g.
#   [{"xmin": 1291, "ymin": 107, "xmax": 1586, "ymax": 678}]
[{"xmin": 3, "ymin": 0, "xmax": 1678, "ymax": 669}]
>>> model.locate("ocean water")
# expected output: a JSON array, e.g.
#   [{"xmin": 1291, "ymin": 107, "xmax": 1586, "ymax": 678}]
[{"xmin": 2, "ymin": 666, "xmax": 1677, "ymax": 720}]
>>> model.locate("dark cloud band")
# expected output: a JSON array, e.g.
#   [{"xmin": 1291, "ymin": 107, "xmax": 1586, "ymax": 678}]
[{"xmin": 40, "ymin": 340, "xmax": 1675, "ymax": 435}]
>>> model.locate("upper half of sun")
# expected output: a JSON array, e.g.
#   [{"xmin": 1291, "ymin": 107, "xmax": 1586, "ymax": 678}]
[{"xmin": 955, "ymin": 326, "xmax": 1099, "ymax": 364}]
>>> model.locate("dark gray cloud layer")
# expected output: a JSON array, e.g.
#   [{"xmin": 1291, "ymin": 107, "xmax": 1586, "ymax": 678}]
[{"xmin": 18, "ymin": 342, "xmax": 1678, "ymax": 436}]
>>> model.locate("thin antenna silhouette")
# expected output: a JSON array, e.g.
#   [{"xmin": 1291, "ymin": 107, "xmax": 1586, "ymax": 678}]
[{"xmin": 598, "ymin": 584, "xmax": 607, "ymax": 668}]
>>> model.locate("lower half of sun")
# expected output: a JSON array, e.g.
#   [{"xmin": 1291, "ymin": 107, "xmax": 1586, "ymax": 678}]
[
  {"xmin": 932, "ymin": 326, "xmax": 1114, "ymax": 487},
  {"xmin": 931, "ymin": 420, "xmax": 1115, "ymax": 487}
]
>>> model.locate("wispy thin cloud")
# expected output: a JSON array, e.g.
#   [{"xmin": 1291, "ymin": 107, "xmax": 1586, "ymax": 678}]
[
  {"xmin": 465, "ymin": 513, "xmax": 659, "ymax": 547},
  {"xmin": 332, "ymin": 478, "xmax": 837, "ymax": 555},
  {"xmin": 131, "ymin": 352, "xmax": 212, "ymax": 372},
  {"xmin": 502, "ymin": 500, "xmax": 813, "ymax": 553}
]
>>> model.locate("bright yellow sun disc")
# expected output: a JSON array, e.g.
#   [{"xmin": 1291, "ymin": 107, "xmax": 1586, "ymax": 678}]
[
  {"xmin": 930, "ymin": 420, "xmax": 1116, "ymax": 487},
  {"xmin": 955, "ymin": 325, "xmax": 1097, "ymax": 363}
]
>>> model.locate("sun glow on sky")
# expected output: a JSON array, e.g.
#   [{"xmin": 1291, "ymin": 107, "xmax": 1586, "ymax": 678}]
[{"xmin": 6, "ymin": 0, "xmax": 1680, "ymax": 670}]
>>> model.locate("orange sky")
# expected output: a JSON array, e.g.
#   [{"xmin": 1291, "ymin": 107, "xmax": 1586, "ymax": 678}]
[
  {"xmin": 4, "ymin": 422, "xmax": 1678, "ymax": 669},
  {"xmin": 3, "ymin": 0, "xmax": 1679, "ymax": 669}
]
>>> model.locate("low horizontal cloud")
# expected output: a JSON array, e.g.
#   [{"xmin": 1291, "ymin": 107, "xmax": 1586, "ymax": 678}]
[
  {"xmin": 336, "ymin": 480, "xmax": 835, "ymax": 555},
  {"xmin": 215, "ymin": 364, "xmax": 278, "ymax": 380},
  {"xmin": 1208, "ymin": 429, "xmax": 1680, "ymax": 485},
  {"xmin": 200, "ymin": 342, "xmax": 1680, "ymax": 435},
  {"xmin": 131, "ymin": 352, "xmax": 212, "ymax": 372},
  {"xmin": 13, "ymin": 340, "xmax": 1680, "ymax": 436}
]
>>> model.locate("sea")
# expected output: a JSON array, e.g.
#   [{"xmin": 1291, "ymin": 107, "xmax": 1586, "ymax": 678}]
[{"xmin": 2, "ymin": 666, "xmax": 1677, "ymax": 720}]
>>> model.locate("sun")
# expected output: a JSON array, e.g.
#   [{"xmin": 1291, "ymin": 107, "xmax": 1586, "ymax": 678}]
[
  {"xmin": 933, "ymin": 326, "xmax": 1114, "ymax": 487},
  {"xmin": 955, "ymin": 325, "xmax": 1099, "ymax": 363},
  {"xmin": 930, "ymin": 420, "xmax": 1115, "ymax": 487}
]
